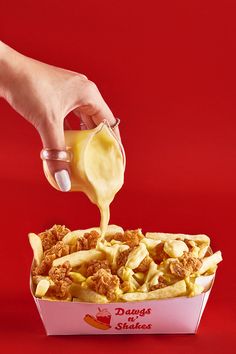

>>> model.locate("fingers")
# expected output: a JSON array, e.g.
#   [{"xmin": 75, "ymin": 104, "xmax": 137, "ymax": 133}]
[
  {"xmin": 73, "ymin": 80, "xmax": 121, "ymax": 141},
  {"xmin": 38, "ymin": 119, "xmax": 71, "ymax": 192},
  {"xmin": 78, "ymin": 111, "xmax": 96, "ymax": 130},
  {"xmin": 36, "ymin": 77, "xmax": 121, "ymax": 193}
]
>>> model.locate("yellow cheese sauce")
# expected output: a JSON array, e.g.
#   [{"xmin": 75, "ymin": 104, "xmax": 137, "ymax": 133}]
[{"xmin": 43, "ymin": 122, "xmax": 125, "ymax": 236}]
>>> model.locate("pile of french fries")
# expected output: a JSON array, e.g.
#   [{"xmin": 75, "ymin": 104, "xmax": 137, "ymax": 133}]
[{"xmin": 29, "ymin": 225, "xmax": 222, "ymax": 303}]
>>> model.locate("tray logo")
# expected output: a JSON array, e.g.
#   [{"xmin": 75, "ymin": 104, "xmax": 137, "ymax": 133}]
[
  {"xmin": 83, "ymin": 308, "xmax": 112, "ymax": 330},
  {"xmin": 84, "ymin": 306, "xmax": 152, "ymax": 331}
]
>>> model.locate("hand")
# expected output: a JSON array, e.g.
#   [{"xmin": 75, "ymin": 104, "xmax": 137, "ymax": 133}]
[{"xmin": 0, "ymin": 41, "xmax": 121, "ymax": 191}]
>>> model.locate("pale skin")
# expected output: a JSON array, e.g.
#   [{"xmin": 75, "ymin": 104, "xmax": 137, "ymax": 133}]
[{"xmin": 0, "ymin": 41, "xmax": 121, "ymax": 191}]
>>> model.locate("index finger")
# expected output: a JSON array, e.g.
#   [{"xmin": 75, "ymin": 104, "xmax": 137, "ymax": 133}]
[{"xmin": 73, "ymin": 81, "xmax": 122, "ymax": 142}]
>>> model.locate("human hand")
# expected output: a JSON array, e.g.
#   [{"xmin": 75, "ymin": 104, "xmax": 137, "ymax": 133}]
[{"xmin": 0, "ymin": 41, "xmax": 121, "ymax": 191}]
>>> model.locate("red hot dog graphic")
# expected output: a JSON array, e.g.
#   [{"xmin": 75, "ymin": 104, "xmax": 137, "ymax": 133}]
[{"xmin": 84, "ymin": 308, "xmax": 112, "ymax": 330}]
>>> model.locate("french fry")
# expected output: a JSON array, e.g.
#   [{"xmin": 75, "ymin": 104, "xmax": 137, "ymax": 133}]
[
  {"xmin": 199, "ymin": 251, "xmax": 222, "ymax": 274},
  {"xmin": 52, "ymin": 249, "xmax": 104, "ymax": 267},
  {"xmin": 204, "ymin": 265, "xmax": 218, "ymax": 275},
  {"xmin": 145, "ymin": 261, "xmax": 159, "ymax": 283},
  {"xmin": 195, "ymin": 274, "xmax": 215, "ymax": 291},
  {"xmin": 134, "ymin": 272, "xmax": 145, "ymax": 282},
  {"xmin": 190, "ymin": 245, "xmax": 200, "ymax": 258},
  {"xmin": 71, "ymin": 284, "xmax": 108, "ymax": 303},
  {"xmin": 146, "ymin": 232, "xmax": 210, "ymax": 245},
  {"xmin": 35, "ymin": 279, "xmax": 50, "ymax": 297},
  {"xmin": 63, "ymin": 225, "xmax": 124, "ymax": 245},
  {"xmin": 110, "ymin": 239, "xmax": 123, "ymax": 245},
  {"xmin": 125, "ymin": 243, "xmax": 148, "ymax": 269},
  {"xmin": 185, "ymin": 276, "xmax": 204, "ymax": 297},
  {"xmin": 62, "ymin": 227, "xmax": 100, "ymax": 245},
  {"xmin": 104, "ymin": 225, "xmax": 124, "ymax": 237},
  {"xmin": 138, "ymin": 262, "xmax": 164, "ymax": 292},
  {"xmin": 69, "ymin": 272, "xmax": 86, "ymax": 283},
  {"xmin": 198, "ymin": 243, "xmax": 211, "ymax": 258},
  {"xmin": 42, "ymin": 295, "xmax": 72, "ymax": 302},
  {"xmin": 97, "ymin": 242, "xmax": 129, "ymax": 270},
  {"xmin": 30, "ymin": 224, "xmax": 222, "ymax": 302},
  {"xmin": 41, "ymin": 296, "xmax": 56, "ymax": 301},
  {"xmin": 33, "ymin": 275, "xmax": 54, "ymax": 286},
  {"xmin": 121, "ymin": 280, "xmax": 187, "ymax": 301},
  {"xmin": 28, "ymin": 233, "xmax": 44, "ymax": 266},
  {"xmin": 117, "ymin": 266, "xmax": 139, "ymax": 291},
  {"xmin": 149, "ymin": 273, "xmax": 163, "ymax": 288},
  {"xmin": 141, "ymin": 238, "xmax": 162, "ymax": 251}
]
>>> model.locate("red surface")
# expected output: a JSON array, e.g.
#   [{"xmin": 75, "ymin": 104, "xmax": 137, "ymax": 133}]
[{"xmin": 0, "ymin": 0, "xmax": 236, "ymax": 353}]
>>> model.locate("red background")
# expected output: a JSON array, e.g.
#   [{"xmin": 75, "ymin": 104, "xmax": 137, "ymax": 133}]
[{"xmin": 0, "ymin": 0, "xmax": 235, "ymax": 353}]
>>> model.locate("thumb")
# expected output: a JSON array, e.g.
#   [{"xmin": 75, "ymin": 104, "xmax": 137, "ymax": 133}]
[{"xmin": 38, "ymin": 120, "xmax": 71, "ymax": 192}]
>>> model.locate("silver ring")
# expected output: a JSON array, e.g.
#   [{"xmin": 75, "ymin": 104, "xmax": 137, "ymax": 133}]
[
  {"xmin": 40, "ymin": 148, "xmax": 72, "ymax": 163},
  {"xmin": 109, "ymin": 118, "xmax": 120, "ymax": 129}
]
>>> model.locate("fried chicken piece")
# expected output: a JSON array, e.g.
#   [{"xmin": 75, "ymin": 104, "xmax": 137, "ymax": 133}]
[
  {"xmin": 150, "ymin": 276, "xmax": 168, "ymax": 291},
  {"xmin": 74, "ymin": 230, "xmax": 100, "ymax": 251},
  {"xmin": 32, "ymin": 275, "xmax": 43, "ymax": 285},
  {"xmin": 106, "ymin": 230, "xmax": 144, "ymax": 248},
  {"xmin": 48, "ymin": 261, "xmax": 72, "ymax": 299},
  {"xmin": 169, "ymin": 261, "xmax": 187, "ymax": 278},
  {"xmin": 153, "ymin": 242, "xmax": 169, "ymax": 264},
  {"xmin": 32, "ymin": 239, "xmax": 70, "ymax": 276},
  {"xmin": 169, "ymin": 252, "xmax": 202, "ymax": 279},
  {"xmin": 50, "ymin": 279, "xmax": 72, "ymax": 299},
  {"xmin": 117, "ymin": 246, "xmax": 150, "ymax": 272},
  {"xmin": 106, "ymin": 232, "xmax": 125, "ymax": 243},
  {"xmin": 116, "ymin": 248, "xmax": 132, "ymax": 269},
  {"xmin": 39, "ymin": 225, "xmax": 70, "ymax": 251},
  {"xmin": 49, "ymin": 261, "xmax": 72, "ymax": 282},
  {"xmin": 32, "ymin": 254, "xmax": 56, "ymax": 276},
  {"xmin": 134, "ymin": 256, "xmax": 152, "ymax": 273},
  {"xmin": 181, "ymin": 251, "xmax": 202, "ymax": 272},
  {"xmin": 123, "ymin": 230, "xmax": 144, "ymax": 248},
  {"xmin": 89, "ymin": 269, "xmax": 120, "ymax": 301},
  {"xmin": 44, "ymin": 241, "xmax": 70, "ymax": 258},
  {"xmin": 86, "ymin": 259, "xmax": 111, "ymax": 277}
]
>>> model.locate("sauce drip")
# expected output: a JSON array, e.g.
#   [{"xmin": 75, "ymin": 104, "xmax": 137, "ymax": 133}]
[{"xmin": 64, "ymin": 123, "xmax": 125, "ymax": 236}]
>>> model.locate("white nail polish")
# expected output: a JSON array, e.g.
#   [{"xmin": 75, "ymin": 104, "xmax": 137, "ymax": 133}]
[{"xmin": 54, "ymin": 170, "xmax": 71, "ymax": 192}]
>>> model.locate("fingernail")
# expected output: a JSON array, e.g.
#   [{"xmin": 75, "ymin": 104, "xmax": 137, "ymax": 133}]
[{"xmin": 54, "ymin": 170, "xmax": 71, "ymax": 192}]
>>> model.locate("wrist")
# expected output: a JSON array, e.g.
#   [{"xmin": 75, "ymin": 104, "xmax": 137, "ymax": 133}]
[
  {"xmin": 0, "ymin": 41, "xmax": 7, "ymax": 59},
  {"xmin": 0, "ymin": 41, "xmax": 11, "ymax": 97},
  {"xmin": 0, "ymin": 41, "xmax": 11, "ymax": 70},
  {"xmin": 0, "ymin": 41, "xmax": 23, "ymax": 99}
]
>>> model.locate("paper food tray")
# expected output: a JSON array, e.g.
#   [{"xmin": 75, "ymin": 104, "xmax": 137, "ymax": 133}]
[{"xmin": 31, "ymin": 273, "xmax": 215, "ymax": 335}]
